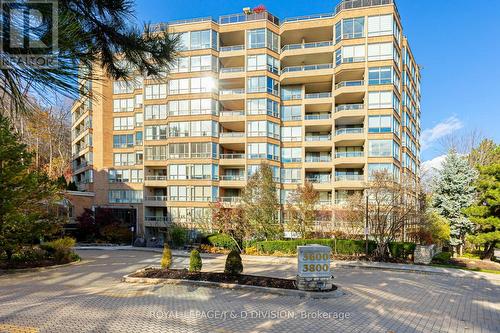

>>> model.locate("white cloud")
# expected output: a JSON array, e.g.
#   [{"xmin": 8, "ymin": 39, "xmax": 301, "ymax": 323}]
[
  {"xmin": 421, "ymin": 154, "xmax": 446, "ymax": 173},
  {"xmin": 421, "ymin": 116, "xmax": 463, "ymax": 150}
]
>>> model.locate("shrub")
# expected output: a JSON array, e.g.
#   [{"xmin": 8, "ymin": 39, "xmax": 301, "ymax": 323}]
[
  {"xmin": 224, "ymin": 250, "xmax": 243, "ymax": 275},
  {"xmin": 189, "ymin": 250, "xmax": 202, "ymax": 272},
  {"xmin": 388, "ymin": 242, "xmax": 416, "ymax": 259},
  {"xmin": 42, "ymin": 237, "xmax": 76, "ymax": 263},
  {"xmin": 253, "ymin": 239, "xmax": 377, "ymax": 256},
  {"xmin": 170, "ymin": 225, "xmax": 188, "ymax": 248},
  {"xmin": 161, "ymin": 244, "xmax": 172, "ymax": 269},
  {"xmin": 207, "ymin": 234, "xmax": 238, "ymax": 250},
  {"xmin": 432, "ymin": 252, "xmax": 452, "ymax": 264}
]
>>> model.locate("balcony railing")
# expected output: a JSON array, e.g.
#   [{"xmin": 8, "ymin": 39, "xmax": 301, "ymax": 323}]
[
  {"xmin": 281, "ymin": 63, "xmax": 332, "ymax": 74},
  {"xmin": 219, "ymin": 12, "xmax": 279, "ymax": 25},
  {"xmin": 335, "ymin": 103, "xmax": 364, "ymax": 112},
  {"xmin": 335, "ymin": 0, "xmax": 395, "ymax": 15},
  {"xmin": 306, "ymin": 175, "xmax": 332, "ymax": 183},
  {"xmin": 218, "ymin": 196, "xmax": 242, "ymax": 203},
  {"xmin": 144, "ymin": 216, "xmax": 170, "ymax": 223},
  {"xmin": 220, "ymin": 45, "xmax": 244, "ymax": 52},
  {"xmin": 220, "ymin": 132, "xmax": 245, "ymax": 138},
  {"xmin": 220, "ymin": 67, "xmax": 244, "ymax": 73},
  {"xmin": 335, "ymin": 151, "xmax": 364, "ymax": 158},
  {"xmin": 335, "ymin": 127, "xmax": 363, "ymax": 135},
  {"xmin": 305, "ymin": 135, "xmax": 331, "ymax": 141},
  {"xmin": 304, "ymin": 114, "xmax": 331, "ymax": 120},
  {"xmin": 283, "ymin": 13, "xmax": 333, "ymax": 23},
  {"xmin": 335, "ymin": 80, "xmax": 364, "ymax": 89},
  {"xmin": 305, "ymin": 156, "xmax": 332, "ymax": 163},
  {"xmin": 305, "ymin": 92, "xmax": 332, "ymax": 99},
  {"xmin": 145, "ymin": 175, "xmax": 167, "ymax": 181},
  {"xmin": 335, "ymin": 174, "xmax": 364, "ymax": 181},
  {"xmin": 220, "ymin": 153, "xmax": 245, "ymax": 159},
  {"xmin": 220, "ymin": 88, "xmax": 245, "ymax": 95},
  {"xmin": 144, "ymin": 196, "xmax": 168, "ymax": 201},
  {"xmin": 220, "ymin": 175, "xmax": 245, "ymax": 181},
  {"xmin": 281, "ymin": 41, "xmax": 333, "ymax": 52},
  {"xmin": 220, "ymin": 110, "xmax": 245, "ymax": 117}
]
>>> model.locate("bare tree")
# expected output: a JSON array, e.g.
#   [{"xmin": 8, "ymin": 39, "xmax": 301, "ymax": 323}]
[
  {"xmin": 437, "ymin": 128, "xmax": 484, "ymax": 157},
  {"xmin": 285, "ymin": 181, "xmax": 319, "ymax": 239}
]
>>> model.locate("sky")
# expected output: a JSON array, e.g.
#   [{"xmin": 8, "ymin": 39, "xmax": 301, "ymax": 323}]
[{"xmin": 133, "ymin": 0, "xmax": 500, "ymax": 167}]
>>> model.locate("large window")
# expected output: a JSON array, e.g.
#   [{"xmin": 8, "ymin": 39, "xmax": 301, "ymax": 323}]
[
  {"xmin": 247, "ymin": 76, "xmax": 278, "ymax": 95},
  {"xmin": 281, "ymin": 127, "xmax": 301, "ymax": 141},
  {"xmin": 145, "ymin": 84, "xmax": 167, "ymax": 99},
  {"xmin": 108, "ymin": 190, "xmax": 142, "ymax": 203},
  {"xmin": 113, "ymin": 134, "xmax": 134, "ymax": 148},
  {"xmin": 247, "ymin": 143, "xmax": 279, "ymax": 160},
  {"xmin": 281, "ymin": 168, "xmax": 301, "ymax": 183},
  {"xmin": 145, "ymin": 125, "xmax": 167, "ymax": 140},
  {"xmin": 169, "ymin": 99, "xmax": 217, "ymax": 116},
  {"xmin": 368, "ymin": 115, "xmax": 392, "ymax": 133},
  {"xmin": 367, "ymin": 14, "xmax": 393, "ymax": 37},
  {"xmin": 113, "ymin": 153, "xmax": 135, "ymax": 166},
  {"xmin": 281, "ymin": 86, "xmax": 301, "ymax": 100},
  {"xmin": 113, "ymin": 98, "xmax": 134, "ymax": 112},
  {"xmin": 281, "ymin": 147, "xmax": 302, "ymax": 163},
  {"xmin": 169, "ymin": 77, "xmax": 216, "ymax": 94},
  {"xmin": 178, "ymin": 30, "xmax": 217, "ymax": 51},
  {"xmin": 336, "ymin": 17, "xmax": 365, "ymax": 41},
  {"xmin": 171, "ymin": 55, "xmax": 217, "ymax": 73},
  {"xmin": 368, "ymin": 67, "xmax": 392, "ymax": 85},
  {"xmin": 368, "ymin": 140, "xmax": 392, "ymax": 157},
  {"xmin": 247, "ymin": 29, "xmax": 279, "ymax": 52},
  {"xmin": 246, "ymin": 98, "xmax": 279, "ymax": 117},
  {"xmin": 108, "ymin": 169, "xmax": 143, "ymax": 183},
  {"xmin": 144, "ymin": 104, "xmax": 167, "ymax": 120},
  {"xmin": 337, "ymin": 45, "xmax": 365, "ymax": 65},
  {"xmin": 113, "ymin": 117, "xmax": 134, "ymax": 130},
  {"xmin": 368, "ymin": 91, "xmax": 393, "ymax": 109},
  {"xmin": 281, "ymin": 105, "xmax": 301, "ymax": 121},
  {"xmin": 247, "ymin": 54, "xmax": 279, "ymax": 74},
  {"xmin": 145, "ymin": 145, "xmax": 167, "ymax": 160},
  {"xmin": 113, "ymin": 78, "xmax": 141, "ymax": 94},
  {"xmin": 368, "ymin": 163, "xmax": 398, "ymax": 180},
  {"xmin": 367, "ymin": 43, "xmax": 393, "ymax": 61},
  {"xmin": 169, "ymin": 121, "xmax": 218, "ymax": 137}
]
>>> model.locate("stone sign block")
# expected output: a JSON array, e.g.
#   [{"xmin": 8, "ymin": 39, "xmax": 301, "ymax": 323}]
[{"xmin": 297, "ymin": 245, "xmax": 333, "ymax": 291}]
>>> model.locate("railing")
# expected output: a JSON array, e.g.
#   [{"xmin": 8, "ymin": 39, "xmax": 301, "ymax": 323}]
[
  {"xmin": 220, "ymin": 153, "xmax": 245, "ymax": 159},
  {"xmin": 335, "ymin": 174, "xmax": 364, "ymax": 181},
  {"xmin": 220, "ymin": 175, "xmax": 245, "ymax": 181},
  {"xmin": 335, "ymin": 127, "xmax": 363, "ymax": 135},
  {"xmin": 218, "ymin": 196, "xmax": 242, "ymax": 203},
  {"xmin": 335, "ymin": 151, "xmax": 364, "ymax": 158},
  {"xmin": 305, "ymin": 135, "xmax": 331, "ymax": 141},
  {"xmin": 144, "ymin": 216, "xmax": 170, "ymax": 223},
  {"xmin": 281, "ymin": 63, "xmax": 332, "ymax": 74},
  {"xmin": 283, "ymin": 13, "xmax": 333, "ymax": 23},
  {"xmin": 318, "ymin": 200, "xmax": 333, "ymax": 206},
  {"xmin": 247, "ymin": 110, "xmax": 279, "ymax": 118},
  {"xmin": 305, "ymin": 92, "xmax": 332, "ymax": 99},
  {"xmin": 220, "ymin": 132, "xmax": 245, "ymax": 137},
  {"xmin": 72, "ymin": 161, "xmax": 88, "ymax": 171},
  {"xmin": 281, "ymin": 41, "xmax": 333, "ymax": 52},
  {"xmin": 220, "ymin": 110, "xmax": 245, "ymax": 117},
  {"xmin": 335, "ymin": 80, "xmax": 364, "ymax": 89},
  {"xmin": 304, "ymin": 114, "xmax": 331, "ymax": 120},
  {"xmin": 335, "ymin": 103, "xmax": 364, "ymax": 112},
  {"xmin": 335, "ymin": 0, "xmax": 395, "ymax": 15},
  {"xmin": 306, "ymin": 175, "xmax": 332, "ymax": 183},
  {"xmin": 144, "ymin": 196, "xmax": 168, "ymax": 201},
  {"xmin": 220, "ymin": 88, "xmax": 245, "ymax": 95},
  {"xmin": 282, "ymin": 115, "xmax": 302, "ymax": 121},
  {"xmin": 338, "ymin": 57, "xmax": 365, "ymax": 65},
  {"xmin": 219, "ymin": 12, "xmax": 279, "ymax": 25},
  {"xmin": 305, "ymin": 156, "xmax": 331, "ymax": 163},
  {"xmin": 145, "ymin": 175, "xmax": 167, "ymax": 181},
  {"xmin": 151, "ymin": 17, "xmax": 214, "ymax": 31},
  {"xmin": 281, "ymin": 179, "xmax": 301, "ymax": 184},
  {"xmin": 281, "ymin": 157, "xmax": 302, "ymax": 163},
  {"xmin": 282, "ymin": 137, "xmax": 302, "ymax": 142},
  {"xmin": 145, "ymin": 155, "xmax": 167, "ymax": 161},
  {"xmin": 220, "ymin": 67, "xmax": 244, "ymax": 73},
  {"xmin": 220, "ymin": 45, "xmax": 244, "ymax": 52}
]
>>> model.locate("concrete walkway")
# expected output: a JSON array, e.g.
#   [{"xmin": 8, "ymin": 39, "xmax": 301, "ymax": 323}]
[{"xmin": 74, "ymin": 246, "xmax": 500, "ymax": 281}]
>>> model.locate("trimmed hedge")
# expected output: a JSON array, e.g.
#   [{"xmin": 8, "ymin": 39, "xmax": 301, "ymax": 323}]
[
  {"xmin": 206, "ymin": 233, "xmax": 239, "ymax": 250},
  {"xmin": 388, "ymin": 242, "xmax": 416, "ymax": 259},
  {"xmin": 253, "ymin": 239, "xmax": 377, "ymax": 256}
]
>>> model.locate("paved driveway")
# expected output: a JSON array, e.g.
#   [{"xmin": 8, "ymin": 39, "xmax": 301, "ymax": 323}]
[{"xmin": 0, "ymin": 250, "xmax": 498, "ymax": 333}]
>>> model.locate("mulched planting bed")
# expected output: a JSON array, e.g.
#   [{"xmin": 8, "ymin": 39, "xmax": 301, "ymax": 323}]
[{"xmin": 131, "ymin": 268, "xmax": 337, "ymax": 291}]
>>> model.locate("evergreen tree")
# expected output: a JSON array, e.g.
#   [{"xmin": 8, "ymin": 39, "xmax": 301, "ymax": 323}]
[{"xmin": 432, "ymin": 150, "xmax": 478, "ymax": 255}]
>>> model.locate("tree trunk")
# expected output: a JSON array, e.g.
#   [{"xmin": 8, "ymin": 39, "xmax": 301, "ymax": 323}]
[{"xmin": 480, "ymin": 242, "xmax": 496, "ymax": 260}]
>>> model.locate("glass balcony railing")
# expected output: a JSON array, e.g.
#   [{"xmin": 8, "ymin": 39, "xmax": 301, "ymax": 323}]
[
  {"xmin": 220, "ymin": 67, "xmax": 244, "ymax": 73},
  {"xmin": 218, "ymin": 196, "xmax": 242, "ymax": 203},
  {"xmin": 305, "ymin": 135, "xmax": 331, "ymax": 141},
  {"xmin": 335, "ymin": 151, "xmax": 364, "ymax": 158},
  {"xmin": 220, "ymin": 88, "xmax": 245, "ymax": 95},
  {"xmin": 144, "ymin": 216, "xmax": 170, "ymax": 223},
  {"xmin": 220, "ymin": 175, "xmax": 245, "ymax": 181},
  {"xmin": 335, "ymin": 174, "xmax": 364, "ymax": 181},
  {"xmin": 335, "ymin": 103, "xmax": 364, "ymax": 112},
  {"xmin": 306, "ymin": 175, "xmax": 332, "ymax": 183},
  {"xmin": 145, "ymin": 175, "xmax": 167, "ymax": 181},
  {"xmin": 305, "ymin": 92, "xmax": 332, "ymax": 99},
  {"xmin": 219, "ymin": 12, "xmax": 279, "ymax": 25},
  {"xmin": 281, "ymin": 63, "xmax": 332, "ymax": 74},
  {"xmin": 220, "ymin": 132, "xmax": 245, "ymax": 138},
  {"xmin": 281, "ymin": 41, "xmax": 333, "ymax": 52},
  {"xmin": 220, "ymin": 153, "xmax": 245, "ymax": 159},
  {"xmin": 220, "ymin": 45, "xmax": 244, "ymax": 52},
  {"xmin": 335, "ymin": 0, "xmax": 395, "ymax": 15},
  {"xmin": 305, "ymin": 156, "xmax": 332, "ymax": 163},
  {"xmin": 144, "ymin": 196, "xmax": 168, "ymax": 201},
  {"xmin": 304, "ymin": 114, "xmax": 331, "ymax": 120},
  {"xmin": 335, "ymin": 80, "xmax": 364, "ymax": 89},
  {"xmin": 220, "ymin": 110, "xmax": 245, "ymax": 117},
  {"xmin": 335, "ymin": 127, "xmax": 363, "ymax": 135},
  {"xmin": 283, "ymin": 13, "xmax": 333, "ymax": 23}
]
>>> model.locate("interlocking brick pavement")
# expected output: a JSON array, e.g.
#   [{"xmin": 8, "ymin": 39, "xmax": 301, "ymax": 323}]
[{"xmin": 0, "ymin": 250, "xmax": 498, "ymax": 333}]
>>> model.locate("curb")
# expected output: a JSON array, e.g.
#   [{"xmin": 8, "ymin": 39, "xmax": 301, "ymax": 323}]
[
  {"xmin": 0, "ymin": 259, "xmax": 83, "ymax": 275},
  {"xmin": 122, "ymin": 268, "xmax": 344, "ymax": 299}
]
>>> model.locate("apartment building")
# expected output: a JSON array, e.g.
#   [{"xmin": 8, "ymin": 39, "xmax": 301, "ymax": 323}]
[{"xmin": 71, "ymin": 0, "xmax": 421, "ymax": 243}]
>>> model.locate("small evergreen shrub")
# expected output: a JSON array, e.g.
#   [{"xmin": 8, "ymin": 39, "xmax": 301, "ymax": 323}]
[
  {"xmin": 161, "ymin": 244, "xmax": 172, "ymax": 269},
  {"xmin": 432, "ymin": 252, "xmax": 452, "ymax": 264},
  {"xmin": 189, "ymin": 250, "xmax": 202, "ymax": 272},
  {"xmin": 224, "ymin": 250, "xmax": 243, "ymax": 275},
  {"xmin": 207, "ymin": 234, "xmax": 238, "ymax": 250}
]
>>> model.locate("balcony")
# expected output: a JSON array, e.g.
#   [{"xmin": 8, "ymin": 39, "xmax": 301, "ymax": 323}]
[
  {"xmin": 305, "ymin": 155, "xmax": 332, "ymax": 163},
  {"xmin": 305, "ymin": 92, "xmax": 332, "ymax": 99},
  {"xmin": 219, "ymin": 88, "xmax": 245, "ymax": 101},
  {"xmin": 218, "ymin": 196, "xmax": 242, "ymax": 207},
  {"xmin": 306, "ymin": 174, "xmax": 332, "ymax": 183},
  {"xmin": 220, "ymin": 110, "xmax": 245, "ymax": 117},
  {"xmin": 220, "ymin": 175, "xmax": 245, "ymax": 181},
  {"xmin": 335, "ymin": 80, "xmax": 364, "ymax": 90},
  {"xmin": 304, "ymin": 113, "xmax": 331, "ymax": 121},
  {"xmin": 281, "ymin": 63, "xmax": 332, "ymax": 75},
  {"xmin": 144, "ymin": 216, "xmax": 170, "ymax": 227},
  {"xmin": 143, "ymin": 196, "xmax": 168, "ymax": 207},
  {"xmin": 220, "ymin": 45, "xmax": 244, "ymax": 52},
  {"xmin": 281, "ymin": 41, "xmax": 333, "ymax": 53},
  {"xmin": 335, "ymin": 174, "xmax": 364, "ymax": 181},
  {"xmin": 220, "ymin": 67, "xmax": 245, "ymax": 79},
  {"xmin": 280, "ymin": 41, "xmax": 334, "ymax": 59},
  {"xmin": 219, "ymin": 153, "xmax": 245, "ymax": 166},
  {"xmin": 335, "ymin": 103, "xmax": 364, "ymax": 113},
  {"xmin": 218, "ymin": 11, "xmax": 279, "ymax": 25},
  {"xmin": 335, "ymin": 151, "xmax": 364, "ymax": 158},
  {"xmin": 335, "ymin": 0, "xmax": 396, "ymax": 15},
  {"xmin": 305, "ymin": 134, "xmax": 331, "ymax": 142},
  {"xmin": 281, "ymin": 64, "xmax": 334, "ymax": 85},
  {"xmin": 220, "ymin": 132, "xmax": 245, "ymax": 138},
  {"xmin": 282, "ymin": 13, "xmax": 333, "ymax": 23},
  {"xmin": 335, "ymin": 127, "xmax": 363, "ymax": 136}
]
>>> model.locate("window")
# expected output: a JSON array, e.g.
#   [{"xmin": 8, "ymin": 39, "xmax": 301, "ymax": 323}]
[
  {"xmin": 113, "ymin": 117, "xmax": 134, "ymax": 130},
  {"xmin": 113, "ymin": 134, "xmax": 134, "ymax": 148},
  {"xmin": 108, "ymin": 190, "xmax": 142, "ymax": 203},
  {"xmin": 342, "ymin": 17, "xmax": 365, "ymax": 39},
  {"xmin": 393, "ymin": 141, "xmax": 400, "ymax": 160},
  {"xmin": 368, "ymin": 140, "xmax": 392, "ymax": 157},
  {"xmin": 172, "ymin": 57, "xmax": 189, "ymax": 73},
  {"xmin": 247, "ymin": 143, "xmax": 266, "ymax": 159},
  {"xmin": 266, "ymin": 29, "xmax": 279, "ymax": 52},
  {"xmin": 145, "ymin": 145, "xmax": 167, "ymax": 160},
  {"xmin": 144, "ymin": 104, "xmax": 167, "ymax": 120},
  {"xmin": 169, "ymin": 79, "xmax": 189, "ymax": 94},
  {"xmin": 281, "ymin": 127, "xmax": 301, "ymax": 141},
  {"xmin": 113, "ymin": 153, "xmax": 135, "ymax": 166},
  {"xmin": 368, "ymin": 43, "xmax": 393, "ymax": 61},
  {"xmin": 281, "ymin": 105, "xmax": 301, "ymax": 121},
  {"xmin": 368, "ymin": 163, "xmax": 395, "ymax": 180},
  {"xmin": 281, "ymin": 86, "xmax": 301, "ymax": 100},
  {"xmin": 191, "ymin": 142, "xmax": 213, "ymax": 158},
  {"xmin": 393, "ymin": 117, "xmax": 400, "ymax": 137},
  {"xmin": 169, "ymin": 164, "xmax": 188, "ymax": 180},
  {"xmin": 247, "ymin": 54, "xmax": 279, "ymax": 73},
  {"xmin": 135, "ymin": 131, "xmax": 143, "ymax": 145},
  {"xmin": 169, "ymin": 143, "xmax": 189, "ymax": 159},
  {"xmin": 190, "ymin": 55, "xmax": 213, "ymax": 71},
  {"xmin": 281, "ymin": 147, "xmax": 301, "ymax": 163},
  {"xmin": 368, "ymin": 115, "xmax": 392, "ymax": 133},
  {"xmin": 190, "ymin": 164, "xmax": 213, "ymax": 180},
  {"xmin": 169, "ymin": 99, "xmax": 217, "ymax": 116},
  {"xmin": 247, "ymin": 29, "xmax": 266, "ymax": 48},
  {"xmin": 368, "ymin": 91, "xmax": 392, "ymax": 109},
  {"xmin": 145, "ymin": 125, "xmax": 167, "ymax": 140},
  {"xmin": 190, "ymin": 30, "xmax": 211, "ymax": 50},
  {"xmin": 113, "ymin": 80, "xmax": 140, "ymax": 94},
  {"xmin": 113, "ymin": 98, "xmax": 134, "ymax": 112},
  {"xmin": 281, "ymin": 168, "xmax": 301, "ymax": 183},
  {"xmin": 135, "ymin": 113, "xmax": 143, "ymax": 127},
  {"xmin": 367, "ymin": 14, "xmax": 393, "ymax": 37},
  {"xmin": 247, "ymin": 76, "xmax": 266, "ymax": 93},
  {"xmin": 145, "ymin": 84, "xmax": 167, "ymax": 99},
  {"xmin": 246, "ymin": 99, "xmax": 278, "ymax": 117},
  {"xmin": 247, "ymin": 121, "xmax": 266, "ymax": 137},
  {"xmin": 368, "ymin": 67, "xmax": 392, "ymax": 85},
  {"xmin": 169, "ymin": 78, "xmax": 216, "ymax": 94},
  {"xmin": 109, "ymin": 169, "xmax": 143, "ymax": 183},
  {"xmin": 341, "ymin": 45, "xmax": 365, "ymax": 64}
]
